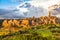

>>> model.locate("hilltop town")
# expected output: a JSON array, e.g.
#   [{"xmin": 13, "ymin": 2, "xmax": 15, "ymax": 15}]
[
  {"xmin": 1, "ymin": 12, "xmax": 58, "ymax": 29},
  {"xmin": 1, "ymin": 4, "xmax": 60, "ymax": 29},
  {"xmin": 0, "ymin": 5, "xmax": 60, "ymax": 40}
]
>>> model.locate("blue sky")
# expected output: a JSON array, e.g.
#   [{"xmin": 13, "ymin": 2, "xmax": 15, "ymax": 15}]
[
  {"xmin": 0, "ymin": 0, "xmax": 30, "ymax": 9},
  {"xmin": 0, "ymin": 0, "xmax": 59, "ymax": 9}
]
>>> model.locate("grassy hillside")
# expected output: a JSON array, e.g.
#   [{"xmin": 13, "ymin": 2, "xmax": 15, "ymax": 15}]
[
  {"xmin": 0, "ymin": 18, "xmax": 60, "ymax": 40},
  {"xmin": 0, "ymin": 24, "xmax": 60, "ymax": 40}
]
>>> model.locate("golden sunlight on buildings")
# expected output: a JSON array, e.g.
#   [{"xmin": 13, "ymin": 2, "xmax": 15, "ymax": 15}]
[{"xmin": 2, "ymin": 12, "xmax": 57, "ymax": 29}]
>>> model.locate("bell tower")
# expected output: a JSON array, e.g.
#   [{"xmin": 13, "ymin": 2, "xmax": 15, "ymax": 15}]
[{"xmin": 48, "ymin": 11, "xmax": 51, "ymax": 17}]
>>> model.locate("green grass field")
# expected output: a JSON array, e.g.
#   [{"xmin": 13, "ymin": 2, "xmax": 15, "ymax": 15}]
[{"xmin": 0, "ymin": 24, "xmax": 60, "ymax": 40}]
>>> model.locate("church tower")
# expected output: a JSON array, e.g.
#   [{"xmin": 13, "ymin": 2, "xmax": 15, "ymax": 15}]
[{"xmin": 48, "ymin": 11, "xmax": 51, "ymax": 17}]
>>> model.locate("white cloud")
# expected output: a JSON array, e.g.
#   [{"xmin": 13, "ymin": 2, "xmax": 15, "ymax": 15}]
[
  {"xmin": 16, "ymin": 2, "xmax": 29, "ymax": 12},
  {"xmin": 29, "ymin": 0, "xmax": 60, "ymax": 9},
  {"xmin": 0, "ymin": 0, "xmax": 60, "ymax": 19},
  {"xmin": 16, "ymin": 1, "xmax": 48, "ymax": 17},
  {"xmin": 16, "ymin": 0, "xmax": 60, "ymax": 17},
  {"xmin": 19, "ymin": 8, "xmax": 29, "ymax": 12}
]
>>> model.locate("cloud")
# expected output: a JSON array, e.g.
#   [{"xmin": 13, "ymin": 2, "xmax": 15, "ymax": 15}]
[
  {"xmin": 50, "ymin": 7, "xmax": 60, "ymax": 15},
  {"xmin": 0, "ymin": 1, "xmax": 47, "ymax": 18},
  {"xmin": 0, "ymin": 0, "xmax": 60, "ymax": 19},
  {"xmin": 17, "ymin": 0, "xmax": 60, "ymax": 17},
  {"xmin": 0, "ymin": 9, "xmax": 25, "ymax": 19},
  {"xmin": 30, "ymin": 0, "xmax": 60, "ymax": 9},
  {"xmin": 29, "ymin": 0, "xmax": 60, "ymax": 16},
  {"xmin": 17, "ymin": 2, "xmax": 48, "ymax": 17},
  {"xmin": 26, "ymin": 7, "xmax": 47, "ymax": 17}
]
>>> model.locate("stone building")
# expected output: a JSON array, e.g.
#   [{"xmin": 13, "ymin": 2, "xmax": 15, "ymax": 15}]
[
  {"xmin": 2, "ymin": 12, "xmax": 57, "ymax": 28},
  {"xmin": 40, "ymin": 12, "xmax": 56, "ymax": 24}
]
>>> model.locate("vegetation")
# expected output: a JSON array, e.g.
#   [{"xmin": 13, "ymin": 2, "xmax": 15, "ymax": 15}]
[
  {"xmin": 0, "ymin": 23, "xmax": 60, "ymax": 40},
  {"xmin": 0, "ymin": 19, "xmax": 60, "ymax": 40}
]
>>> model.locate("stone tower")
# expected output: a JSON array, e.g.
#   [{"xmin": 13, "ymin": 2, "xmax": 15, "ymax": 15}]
[{"xmin": 48, "ymin": 11, "xmax": 51, "ymax": 17}]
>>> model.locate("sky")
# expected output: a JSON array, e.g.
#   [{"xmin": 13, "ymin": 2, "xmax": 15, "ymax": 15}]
[
  {"xmin": 0, "ymin": 0, "xmax": 60, "ymax": 19},
  {"xmin": 0, "ymin": 0, "xmax": 29, "ymax": 9}
]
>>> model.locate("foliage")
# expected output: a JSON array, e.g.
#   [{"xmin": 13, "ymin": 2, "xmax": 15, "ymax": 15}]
[{"xmin": 0, "ymin": 23, "xmax": 60, "ymax": 40}]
